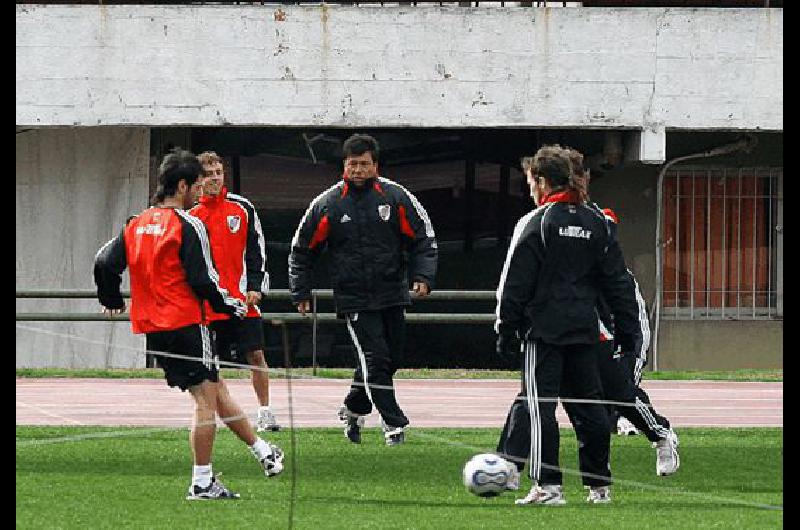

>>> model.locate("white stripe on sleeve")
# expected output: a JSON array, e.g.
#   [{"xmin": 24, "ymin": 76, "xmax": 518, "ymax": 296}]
[
  {"xmin": 379, "ymin": 177, "xmax": 435, "ymax": 238},
  {"xmin": 229, "ymin": 194, "xmax": 270, "ymax": 295},
  {"xmin": 494, "ymin": 206, "xmax": 547, "ymax": 334},
  {"xmin": 290, "ymin": 182, "xmax": 342, "ymax": 249}
]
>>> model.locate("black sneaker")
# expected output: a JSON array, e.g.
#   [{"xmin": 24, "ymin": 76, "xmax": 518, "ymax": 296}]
[
  {"xmin": 186, "ymin": 475, "xmax": 241, "ymax": 500},
  {"xmin": 337, "ymin": 406, "xmax": 365, "ymax": 444}
]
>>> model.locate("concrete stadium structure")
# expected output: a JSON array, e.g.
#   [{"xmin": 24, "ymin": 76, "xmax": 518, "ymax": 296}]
[{"xmin": 16, "ymin": 3, "xmax": 782, "ymax": 370}]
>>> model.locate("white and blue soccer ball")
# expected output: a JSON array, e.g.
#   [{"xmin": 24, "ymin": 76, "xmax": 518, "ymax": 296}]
[{"xmin": 462, "ymin": 453, "xmax": 512, "ymax": 497}]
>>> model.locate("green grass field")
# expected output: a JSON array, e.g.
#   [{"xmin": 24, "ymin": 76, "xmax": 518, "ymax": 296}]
[{"xmin": 16, "ymin": 427, "xmax": 782, "ymax": 529}]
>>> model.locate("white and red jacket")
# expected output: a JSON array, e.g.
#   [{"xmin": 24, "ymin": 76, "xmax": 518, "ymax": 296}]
[{"xmin": 190, "ymin": 187, "xmax": 269, "ymax": 321}]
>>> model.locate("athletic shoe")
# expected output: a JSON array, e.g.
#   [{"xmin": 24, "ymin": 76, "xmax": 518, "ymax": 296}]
[
  {"xmin": 256, "ymin": 407, "xmax": 281, "ymax": 432},
  {"xmin": 337, "ymin": 406, "xmax": 365, "ymax": 444},
  {"xmin": 586, "ymin": 486, "xmax": 612, "ymax": 504},
  {"xmin": 260, "ymin": 443, "xmax": 284, "ymax": 477},
  {"xmin": 616, "ymin": 417, "xmax": 639, "ymax": 436},
  {"xmin": 515, "ymin": 484, "xmax": 566, "ymax": 506},
  {"xmin": 654, "ymin": 429, "xmax": 680, "ymax": 476},
  {"xmin": 186, "ymin": 475, "xmax": 240, "ymax": 500},
  {"xmin": 383, "ymin": 426, "xmax": 405, "ymax": 446},
  {"xmin": 505, "ymin": 463, "xmax": 521, "ymax": 491}
]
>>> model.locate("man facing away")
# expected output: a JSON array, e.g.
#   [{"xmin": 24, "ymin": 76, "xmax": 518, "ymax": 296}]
[
  {"xmin": 494, "ymin": 144, "xmax": 641, "ymax": 505},
  {"xmin": 289, "ymin": 133, "xmax": 437, "ymax": 446},
  {"xmin": 189, "ymin": 151, "xmax": 280, "ymax": 433},
  {"xmin": 94, "ymin": 148, "xmax": 283, "ymax": 500},
  {"xmin": 496, "ymin": 148, "xmax": 679, "ymax": 499}
]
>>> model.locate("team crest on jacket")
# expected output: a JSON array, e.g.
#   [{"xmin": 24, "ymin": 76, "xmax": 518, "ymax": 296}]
[
  {"xmin": 378, "ymin": 204, "xmax": 391, "ymax": 222},
  {"xmin": 227, "ymin": 215, "xmax": 242, "ymax": 233}
]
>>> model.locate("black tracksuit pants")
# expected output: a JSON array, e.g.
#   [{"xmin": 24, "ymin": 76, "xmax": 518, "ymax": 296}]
[
  {"xmin": 498, "ymin": 342, "xmax": 673, "ymax": 479},
  {"xmin": 342, "ymin": 306, "xmax": 409, "ymax": 429},
  {"xmin": 496, "ymin": 339, "xmax": 611, "ymax": 488},
  {"xmin": 597, "ymin": 341, "xmax": 672, "ymax": 442}
]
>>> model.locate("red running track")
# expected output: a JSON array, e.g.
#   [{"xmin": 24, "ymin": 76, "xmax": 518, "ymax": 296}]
[{"xmin": 16, "ymin": 378, "xmax": 781, "ymax": 429}]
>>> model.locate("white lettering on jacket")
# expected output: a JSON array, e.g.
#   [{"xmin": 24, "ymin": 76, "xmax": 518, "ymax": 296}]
[
  {"xmin": 135, "ymin": 224, "xmax": 165, "ymax": 236},
  {"xmin": 558, "ymin": 226, "xmax": 591, "ymax": 240}
]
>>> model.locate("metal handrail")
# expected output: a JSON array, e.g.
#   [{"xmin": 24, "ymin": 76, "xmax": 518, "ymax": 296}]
[
  {"xmin": 14, "ymin": 312, "xmax": 494, "ymax": 323},
  {"xmin": 15, "ymin": 289, "xmax": 497, "ymax": 301},
  {"xmin": 16, "ymin": 289, "xmax": 498, "ymax": 374}
]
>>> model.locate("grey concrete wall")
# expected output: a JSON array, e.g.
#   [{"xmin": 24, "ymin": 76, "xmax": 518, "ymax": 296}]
[
  {"xmin": 16, "ymin": 5, "xmax": 782, "ymax": 130},
  {"xmin": 657, "ymin": 321, "xmax": 782, "ymax": 370},
  {"xmin": 16, "ymin": 127, "xmax": 150, "ymax": 368},
  {"xmin": 589, "ymin": 164, "xmax": 659, "ymax": 304}
]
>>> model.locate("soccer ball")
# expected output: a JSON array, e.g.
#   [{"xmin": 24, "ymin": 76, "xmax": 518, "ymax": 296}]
[{"xmin": 462, "ymin": 453, "xmax": 512, "ymax": 497}]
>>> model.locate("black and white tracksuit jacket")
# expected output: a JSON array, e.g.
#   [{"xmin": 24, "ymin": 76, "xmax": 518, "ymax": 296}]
[
  {"xmin": 288, "ymin": 176, "xmax": 437, "ymax": 315},
  {"xmin": 591, "ymin": 204, "xmax": 649, "ymax": 382},
  {"xmin": 494, "ymin": 193, "xmax": 640, "ymax": 351}
]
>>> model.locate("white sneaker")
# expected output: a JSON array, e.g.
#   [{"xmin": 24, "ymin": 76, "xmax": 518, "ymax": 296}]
[
  {"xmin": 586, "ymin": 485, "xmax": 611, "ymax": 504},
  {"xmin": 515, "ymin": 484, "xmax": 566, "ymax": 506},
  {"xmin": 256, "ymin": 407, "xmax": 280, "ymax": 432},
  {"xmin": 654, "ymin": 429, "xmax": 680, "ymax": 476},
  {"xmin": 505, "ymin": 461, "xmax": 521, "ymax": 491},
  {"xmin": 616, "ymin": 417, "xmax": 639, "ymax": 436},
  {"xmin": 260, "ymin": 442, "xmax": 284, "ymax": 477},
  {"xmin": 383, "ymin": 426, "xmax": 405, "ymax": 446}
]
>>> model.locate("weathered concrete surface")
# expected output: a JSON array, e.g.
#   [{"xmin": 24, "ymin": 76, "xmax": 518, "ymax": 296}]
[
  {"xmin": 15, "ymin": 127, "xmax": 149, "ymax": 368},
  {"xmin": 657, "ymin": 320, "xmax": 782, "ymax": 370},
  {"xmin": 16, "ymin": 5, "xmax": 782, "ymax": 130}
]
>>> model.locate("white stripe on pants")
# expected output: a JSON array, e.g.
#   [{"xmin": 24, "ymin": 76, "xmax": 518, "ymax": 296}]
[
  {"xmin": 346, "ymin": 314, "xmax": 375, "ymax": 405},
  {"xmin": 525, "ymin": 340, "xmax": 542, "ymax": 483},
  {"xmin": 200, "ymin": 325, "xmax": 214, "ymax": 370}
]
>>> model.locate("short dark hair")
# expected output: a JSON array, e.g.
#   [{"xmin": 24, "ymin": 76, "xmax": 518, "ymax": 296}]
[
  {"xmin": 530, "ymin": 144, "xmax": 572, "ymax": 189},
  {"xmin": 151, "ymin": 148, "xmax": 202, "ymax": 204},
  {"xmin": 342, "ymin": 134, "xmax": 379, "ymax": 163}
]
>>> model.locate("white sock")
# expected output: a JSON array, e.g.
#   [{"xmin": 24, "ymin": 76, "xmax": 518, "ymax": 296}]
[
  {"xmin": 259, "ymin": 405, "xmax": 271, "ymax": 413},
  {"xmin": 192, "ymin": 464, "xmax": 213, "ymax": 488},
  {"xmin": 250, "ymin": 437, "xmax": 271, "ymax": 461}
]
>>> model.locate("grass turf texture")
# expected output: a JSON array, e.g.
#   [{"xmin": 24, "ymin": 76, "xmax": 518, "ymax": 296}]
[
  {"xmin": 15, "ymin": 367, "xmax": 784, "ymax": 382},
  {"xmin": 17, "ymin": 427, "xmax": 782, "ymax": 529}
]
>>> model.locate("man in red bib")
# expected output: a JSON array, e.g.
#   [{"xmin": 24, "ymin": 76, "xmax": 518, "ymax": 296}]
[{"xmin": 94, "ymin": 148, "xmax": 283, "ymax": 500}]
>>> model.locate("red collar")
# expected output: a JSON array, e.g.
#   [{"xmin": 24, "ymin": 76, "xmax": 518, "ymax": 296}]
[
  {"xmin": 340, "ymin": 176, "xmax": 384, "ymax": 197},
  {"xmin": 540, "ymin": 190, "xmax": 582, "ymax": 205},
  {"xmin": 199, "ymin": 186, "xmax": 227, "ymax": 206}
]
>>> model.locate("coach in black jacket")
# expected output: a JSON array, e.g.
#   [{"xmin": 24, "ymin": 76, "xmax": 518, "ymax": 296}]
[
  {"xmin": 495, "ymin": 145, "xmax": 640, "ymax": 506},
  {"xmin": 289, "ymin": 134, "xmax": 437, "ymax": 447}
]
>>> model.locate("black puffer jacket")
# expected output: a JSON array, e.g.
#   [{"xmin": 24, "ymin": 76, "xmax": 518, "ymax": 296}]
[{"xmin": 289, "ymin": 176, "xmax": 437, "ymax": 314}]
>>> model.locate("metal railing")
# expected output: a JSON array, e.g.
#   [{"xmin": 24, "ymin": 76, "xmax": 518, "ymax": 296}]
[
  {"xmin": 16, "ymin": 289, "xmax": 498, "ymax": 374},
  {"xmin": 660, "ymin": 167, "xmax": 782, "ymax": 321}
]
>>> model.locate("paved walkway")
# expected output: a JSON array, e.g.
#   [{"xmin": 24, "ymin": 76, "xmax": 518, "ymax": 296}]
[{"xmin": 16, "ymin": 378, "xmax": 782, "ymax": 429}]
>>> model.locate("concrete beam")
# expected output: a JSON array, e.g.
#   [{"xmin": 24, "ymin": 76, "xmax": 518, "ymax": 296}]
[
  {"xmin": 16, "ymin": 5, "xmax": 782, "ymax": 130},
  {"xmin": 625, "ymin": 124, "xmax": 666, "ymax": 164}
]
